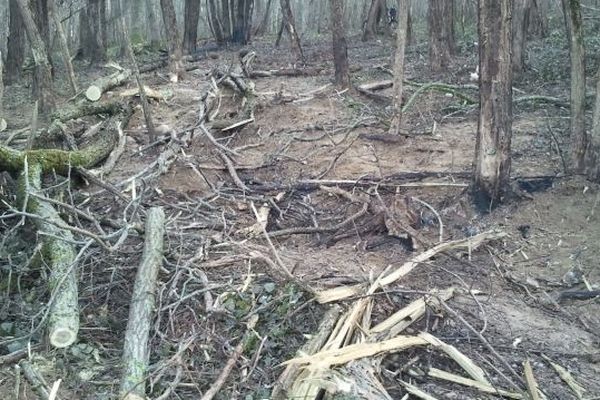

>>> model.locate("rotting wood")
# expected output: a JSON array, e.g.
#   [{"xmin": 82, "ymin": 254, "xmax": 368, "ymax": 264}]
[{"xmin": 120, "ymin": 207, "xmax": 166, "ymax": 400}]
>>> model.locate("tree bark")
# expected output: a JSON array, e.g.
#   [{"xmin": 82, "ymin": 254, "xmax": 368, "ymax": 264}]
[
  {"xmin": 362, "ymin": 0, "xmax": 384, "ymax": 41},
  {"xmin": 119, "ymin": 207, "xmax": 165, "ymax": 400},
  {"xmin": 183, "ymin": 0, "xmax": 201, "ymax": 53},
  {"xmin": 14, "ymin": 0, "xmax": 55, "ymax": 113},
  {"xmin": 389, "ymin": 0, "xmax": 409, "ymax": 135},
  {"xmin": 49, "ymin": 0, "xmax": 79, "ymax": 95},
  {"xmin": 207, "ymin": 0, "xmax": 225, "ymax": 44},
  {"xmin": 83, "ymin": 0, "xmax": 107, "ymax": 63},
  {"xmin": 160, "ymin": 0, "xmax": 184, "ymax": 81},
  {"xmin": 586, "ymin": 66, "xmax": 600, "ymax": 181},
  {"xmin": 428, "ymin": 0, "xmax": 454, "ymax": 72},
  {"xmin": 279, "ymin": 0, "xmax": 304, "ymax": 63},
  {"xmin": 19, "ymin": 163, "xmax": 79, "ymax": 348},
  {"xmin": 7, "ymin": 0, "xmax": 26, "ymax": 83},
  {"xmin": 329, "ymin": 0, "xmax": 349, "ymax": 88},
  {"xmin": 0, "ymin": 51, "xmax": 5, "ymax": 132},
  {"xmin": 254, "ymin": 0, "xmax": 272, "ymax": 35},
  {"xmin": 119, "ymin": 6, "xmax": 158, "ymax": 144},
  {"xmin": 562, "ymin": 0, "xmax": 587, "ymax": 172},
  {"xmin": 512, "ymin": 0, "xmax": 531, "ymax": 77},
  {"xmin": 473, "ymin": 0, "xmax": 513, "ymax": 210},
  {"xmin": 146, "ymin": 0, "xmax": 162, "ymax": 47},
  {"xmin": 85, "ymin": 69, "xmax": 132, "ymax": 102},
  {"xmin": 529, "ymin": 0, "xmax": 548, "ymax": 38}
]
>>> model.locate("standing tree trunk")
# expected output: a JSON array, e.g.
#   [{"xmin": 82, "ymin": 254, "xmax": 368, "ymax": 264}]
[
  {"xmin": 0, "ymin": 50, "xmax": 5, "ymax": 131},
  {"xmin": 529, "ymin": 0, "xmax": 548, "ymax": 38},
  {"xmin": 183, "ymin": 0, "xmax": 201, "ymax": 54},
  {"xmin": 147, "ymin": 0, "xmax": 162, "ymax": 47},
  {"xmin": 562, "ymin": 0, "xmax": 586, "ymax": 172},
  {"xmin": 362, "ymin": 0, "xmax": 385, "ymax": 41},
  {"xmin": 389, "ymin": 0, "xmax": 409, "ymax": 135},
  {"xmin": 207, "ymin": 0, "xmax": 225, "ymax": 44},
  {"xmin": 31, "ymin": 0, "xmax": 51, "ymax": 61},
  {"xmin": 428, "ymin": 0, "xmax": 455, "ymax": 72},
  {"xmin": 81, "ymin": 0, "xmax": 107, "ymax": 62},
  {"xmin": 49, "ymin": 0, "xmax": 78, "ymax": 95},
  {"xmin": 15, "ymin": 0, "xmax": 55, "ymax": 113},
  {"xmin": 254, "ymin": 0, "xmax": 272, "ymax": 35},
  {"xmin": 473, "ymin": 0, "xmax": 513, "ymax": 210},
  {"xmin": 329, "ymin": 0, "xmax": 350, "ymax": 88},
  {"xmin": 6, "ymin": 0, "xmax": 26, "ymax": 83},
  {"xmin": 512, "ymin": 0, "xmax": 531, "ymax": 76},
  {"xmin": 279, "ymin": 0, "xmax": 304, "ymax": 63},
  {"xmin": 586, "ymin": 66, "xmax": 600, "ymax": 181},
  {"xmin": 160, "ymin": 0, "xmax": 184, "ymax": 81}
]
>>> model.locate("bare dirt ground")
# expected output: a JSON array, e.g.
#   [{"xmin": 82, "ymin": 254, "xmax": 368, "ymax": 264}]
[{"xmin": 1, "ymin": 34, "xmax": 599, "ymax": 399}]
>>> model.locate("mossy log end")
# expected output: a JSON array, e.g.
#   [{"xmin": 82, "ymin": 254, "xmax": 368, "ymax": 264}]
[
  {"xmin": 120, "ymin": 207, "xmax": 165, "ymax": 400},
  {"xmin": 19, "ymin": 163, "xmax": 79, "ymax": 348},
  {"xmin": 0, "ymin": 120, "xmax": 119, "ymax": 175}
]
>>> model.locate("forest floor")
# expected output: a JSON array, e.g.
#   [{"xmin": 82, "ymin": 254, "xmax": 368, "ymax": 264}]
[{"xmin": 1, "ymin": 34, "xmax": 600, "ymax": 399}]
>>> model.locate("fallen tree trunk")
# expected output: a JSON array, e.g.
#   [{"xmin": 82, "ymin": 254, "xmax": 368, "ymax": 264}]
[
  {"xmin": 0, "ymin": 120, "xmax": 121, "ymax": 175},
  {"xmin": 120, "ymin": 207, "xmax": 165, "ymax": 400},
  {"xmin": 2, "ymin": 111, "xmax": 129, "ymax": 348},
  {"xmin": 85, "ymin": 69, "xmax": 132, "ymax": 102},
  {"xmin": 19, "ymin": 162, "xmax": 79, "ymax": 348}
]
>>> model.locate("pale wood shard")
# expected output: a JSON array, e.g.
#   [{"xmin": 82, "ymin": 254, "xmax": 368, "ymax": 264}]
[
  {"xmin": 419, "ymin": 332, "xmax": 490, "ymax": 385},
  {"xmin": 541, "ymin": 355, "xmax": 586, "ymax": 399},
  {"xmin": 272, "ymin": 306, "xmax": 341, "ymax": 400},
  {"xmin": 369, "ymin": 287, "xmax": 455, "ymax": 337},
  {"xmin": 284, "ymin": 335, "xmax": 429, "ymax": 368},
  {"xmin": 423, "ymin": 368, "xmax": 524, "ymax": 399},
  {"xmin": 316, "ymin": 230, "xmax": 507, "ymax": 303}
]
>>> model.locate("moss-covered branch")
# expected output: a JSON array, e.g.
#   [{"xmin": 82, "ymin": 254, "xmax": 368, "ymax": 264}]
[
  {"xmin": 0, "ymin": 119, "xmax": 119, "ymax": 174},
  {"xmin": 18, "ymin": 162, "xmax": 79, "ymax": 348}
]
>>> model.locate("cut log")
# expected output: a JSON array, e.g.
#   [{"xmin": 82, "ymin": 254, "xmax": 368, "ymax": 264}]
[
  {"xmin": 119, "ymin": 207, "xmax": 165, "ymax": 400},
  {"xmin": 19, "ymin": 163, "xmax": 79, "ymax": 348},
  {"xmin": 85, "ymin": 69, "xmax": 132, "ymax": 102}
]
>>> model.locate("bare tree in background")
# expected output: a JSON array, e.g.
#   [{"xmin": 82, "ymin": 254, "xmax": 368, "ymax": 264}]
[
  {"xmin": 49, "ymin": 0, "xmax": 78, "ymax": 94},
  {"xmin": 473, "ymin": 0, "xmax": 513, "ymax": 210},
  {"xmin": 15, "ymin": 0, "xmax": 55, "ymax": 113},
  {"xmin": 80, "ymin": 0, "xmax": 107, "ymax": 62},
  {"xmin": 254, "ymin": 0, "xmax": 272, "ymax": 36},
  {"xmin": 529, "ymin": 0, "xmax": 548, "ymax": 38},
  {"xmin": 6, "ymin": 0, "xmax": 26, "ymax": 83},
  {"xmin": 587, "ymin": 67, "xmax": 600, "ymax": 181},
  {"xmin": 389, "ymin": 0, "xmax": 409, "ymax": 135},
  {"xmin": 277, "ymin": 0, "xmax": 304, "ymax": 63},
  {"xmin": 512, "ymin": 0, "xmax": 531, "ymax": 76},
  {"xmin": 562, "ymin": 0, "xmax": 587, "ymax": 172},
  {"xmin": 160, "ymin": 0, "xmax": 184, "ymax": 81},
  {"xmin": 428, "ymin": 0, "xmax": 455, "ymax": 72},
  {"xmin": 362, "ymin": 0, "xmax": 385, "ymax": 41},
  {"xmin": 329, "ymin": 0, "xmax": 350, "ymax": 88},
  {"xmin": 183, "ymin": 0, "xmax": 201, "ymax": 53}
]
